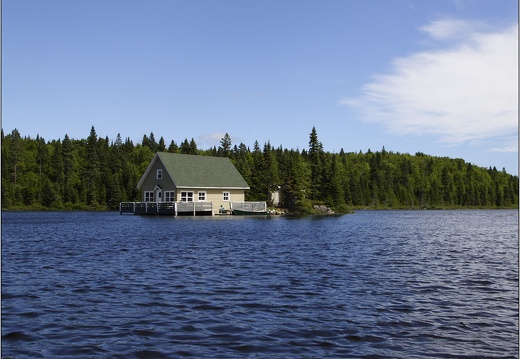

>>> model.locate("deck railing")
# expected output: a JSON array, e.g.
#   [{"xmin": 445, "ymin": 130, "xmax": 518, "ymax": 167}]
[
  {"xmin": 176, "ymin": 201, "xmax": 213, "ymax": 215},
  {"xmin": 120, "ymin": 201, "xmax": 268, "ymax": 216},
  {"xmin": 230, "ymin": 201, "xmax": 267, "ymax": 213},
  {"xmin": 119, "ymin": 201, "xmax": 213, "ymax": 216}
]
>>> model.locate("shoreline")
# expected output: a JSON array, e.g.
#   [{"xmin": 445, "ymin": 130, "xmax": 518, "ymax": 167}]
[{"xmin": 2, "ymin": 205, "xmax": 518, "ymax": 213}]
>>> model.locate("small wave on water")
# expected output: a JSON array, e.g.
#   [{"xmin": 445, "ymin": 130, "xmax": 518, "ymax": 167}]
[{"xmin": 1, "ymin": 210, "xmax": 518, "ymax": 358}]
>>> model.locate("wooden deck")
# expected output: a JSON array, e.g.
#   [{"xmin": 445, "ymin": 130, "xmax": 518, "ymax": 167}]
[{"xmin": 119, "ymin": 202, "xmax": 214, "ymax": 216}]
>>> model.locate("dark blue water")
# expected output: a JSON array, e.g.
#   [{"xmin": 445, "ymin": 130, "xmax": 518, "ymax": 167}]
[{"xmin": 2, "ymin": 210, "xmax": 518, "ymax": 358}]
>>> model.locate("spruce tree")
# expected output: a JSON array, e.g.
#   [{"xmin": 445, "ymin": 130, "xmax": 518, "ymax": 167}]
[
  {"xmin": 308, "ymin": 126, "xmax": 323, "ymax": 200},
  {"xmin": 158, "ymin": 137, "xmax": 166, "ymax": 152},
  {"xmin": 168, "ymin": 140, "xmax": 179, "ymax": 153},
  {"xmin": 9, "ymin": 129, "xmax": 23, "ymax": 194},
  {"xmin": 219, "ymin": 133, "xmax": 232, "ymax": 157},
  {"xmin": 85, "ymin": 126, "xmax": 100, "ymax": 206}
]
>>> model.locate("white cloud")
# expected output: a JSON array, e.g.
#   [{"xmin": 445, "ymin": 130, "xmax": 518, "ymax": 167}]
[
  {"xmin": 490, "ymin": 143, "xmax": 518, "ymax": 153},
  {"xmin": 420, "ymin": 18, "xmax": 485, "ymax": 40},
  {"xmin": 198, "ymin": 132, "xmax": 242, "ymax": 148},
  {"xmin": 200, "ymin": 132, "xmax": 225, "ymax": 142},
  {"xmin": 341, "ymin": 19, "xmax": 518, "ymax": 148}
]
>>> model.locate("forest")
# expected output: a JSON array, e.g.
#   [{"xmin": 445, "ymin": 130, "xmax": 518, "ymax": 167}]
[{"xmin": 1, "ymin": 126, "xmax": 518, "ymax": 213}]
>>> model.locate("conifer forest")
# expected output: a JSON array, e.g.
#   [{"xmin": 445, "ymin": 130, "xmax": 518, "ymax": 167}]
[{"xmin": 2, "ymin": 126, "xmax": 518, "ymax": 213}]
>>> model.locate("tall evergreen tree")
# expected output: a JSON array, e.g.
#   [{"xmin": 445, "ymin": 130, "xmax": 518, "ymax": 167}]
[
  {"xmin": 219, "ymin": 133, "xmax": 232, "ymax": 157},
  {"xmin": 141, "ymin": 134, "xmax": 150, "ymax": 149},
  {"xmin": 62, "ymin": 134, "xmax": 79, "ymax": 204},
  {"xmin": 189, "ymin": 138, "xmax": 198, "ymax": 155},
  {"xmin": 180, "ymin": 138, "xmax": 191, "ymax": 154},
  {"xmin": 168, "ymin": 140, "xmax": 179, "ymax": 153},
  {"xmin": 263, "ymin": 141, "xmax": 280, "ymax": 198},
  {"xmin": 9, "ymin": 129, "xmax": 23, "ymax": 193},
  {"xmin": 49, "ymin": 139, "xmax": 64, "ymax": 205},
  {"xmin": 148, "ymin": 132, "xmax": 157, "ymax": 152},
  {"xmin": 180, "ymin": 138, "xmax": 198, "ymax": 155},
  {"xmin": 281, "ymin": 149, "xmax": 311, "ymax": 212},
  {"xmin": 85, "ymin": 126, "xmax": 100, "ymax": 206},
  {"xmin": 1, "ymin": 130, "xmax": 11, "ymax": 207},
  {"xmin": 158, "ymin": 136, "xmax": 166, "ymax": 152},
  {"xmin": 308, "ymin": 126, "xmax": 324, "ymax": 200},
  {"xmin": 248, "ymin": 141, "xmax": 265, "ymax": 200},
  {"xmin": 36, "ymin": 135, "xmax": 47, "ymax": 178},
  {"xmin": 234, "ymin": 143, "xmax": 253, "ymax": 197}
]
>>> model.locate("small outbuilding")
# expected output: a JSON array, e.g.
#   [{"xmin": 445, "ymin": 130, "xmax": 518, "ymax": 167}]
[{"xmin": 134, "ymin": 152, "xmax": 250, "ymax": 215}]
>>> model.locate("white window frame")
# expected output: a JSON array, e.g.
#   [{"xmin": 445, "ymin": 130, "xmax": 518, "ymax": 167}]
[
  {"xmin": 144, "ymin": 191, "xmax": 154, "ymax": 202},
  {"xmin": 157, "ymin": 169, "xmax": 163, "ymax": 179},
  {"xmin": 198, "ymin": 191, "xmax": 207, "ymax": 201},
  {"xmin": 164, "ymin": 191, "xmax": 175, "ymax": 202},
  {"xmin": 223, "ymin": 191, "xmax": 230, "ymax": 201},
  {"xmin": 181, "ymin": 191, "xmax": 194, "ymax": 202}
]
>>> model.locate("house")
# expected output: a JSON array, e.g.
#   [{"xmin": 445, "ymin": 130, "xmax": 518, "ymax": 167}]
[{"xmin": 135, "ymin": 152, "xmax": 250, "ymax": 215}]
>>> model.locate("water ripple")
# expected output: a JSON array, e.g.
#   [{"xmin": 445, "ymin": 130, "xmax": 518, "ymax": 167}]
[{"xmin": 1, "ymin": 210, "xmax": 518, "ymax": 358}]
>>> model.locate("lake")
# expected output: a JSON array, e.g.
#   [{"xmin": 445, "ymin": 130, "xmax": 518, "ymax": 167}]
[{"xmin": 1, "ymin": 210, "xmax": 518, "ymax": 358}]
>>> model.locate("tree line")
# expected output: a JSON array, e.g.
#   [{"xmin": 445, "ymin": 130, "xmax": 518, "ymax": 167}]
[{"xmin": 2, "ymin": 126, "xmax": 518, "ymax": 213}]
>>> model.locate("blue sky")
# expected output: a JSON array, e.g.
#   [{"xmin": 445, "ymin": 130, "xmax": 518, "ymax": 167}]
[{"xmin": 3, "ymin": 0, "xmax": 518, "ymax": 174}]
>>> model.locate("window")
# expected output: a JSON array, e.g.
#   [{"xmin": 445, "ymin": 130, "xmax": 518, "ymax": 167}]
[
  {"xmin": 223, "ymin": 192, "xmax": 230, "ymax": 201},
  {"xmin": 198, "ymin": 191, "xmax": 206, "ymax": 201},
  {"xmin": 144, "ymin": 191, "xmax": 154, "ymax": 202},
  {"xmin": 180, "ymin": 191, "xmax": 194, "ymax": 202},
  {"xmin": 157, "ymin": 169, "xmax": 163, "ymax": 179},
  {"xmin": 165, "ymin": 191, "xmax": 175, "ymax": 202}
]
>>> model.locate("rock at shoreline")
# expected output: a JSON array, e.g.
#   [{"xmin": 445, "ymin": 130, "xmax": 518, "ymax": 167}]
[{"xmin": 313, "ymin": 204, "xmax": 335, "ymax": 214}]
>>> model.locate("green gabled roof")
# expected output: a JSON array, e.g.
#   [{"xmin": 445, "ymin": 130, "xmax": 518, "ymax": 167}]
[{"xmin": 156, "ymin": 152, "xmax": 249, "ymax": 189}]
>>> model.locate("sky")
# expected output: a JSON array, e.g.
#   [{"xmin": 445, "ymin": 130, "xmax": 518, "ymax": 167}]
[{"xmin": 2, "ymin": 0, "xmax": 518, "ymax": 175}]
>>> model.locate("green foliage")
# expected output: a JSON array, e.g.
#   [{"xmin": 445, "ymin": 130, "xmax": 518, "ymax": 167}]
[{"xmin": 1, "ymin": 127, "xmax": 518, "ymax": 211}]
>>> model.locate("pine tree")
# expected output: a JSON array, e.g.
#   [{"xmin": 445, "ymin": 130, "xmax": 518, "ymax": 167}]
[
  {"xmin": 263, "ymin": 141, "xmax": 280, "ymax": 200},
  {"xmin": 249, "ymin": 141, "xmax": 266, "ymax": 200},
  {"xmin": 1, "ymin": 129, "xmax": 11, "ymax": 207},
  {"xmin": 234, "ymin": 143, "xmax": 253, "ymax": 196},
  {"xmin": 168, "ymin": 140, "xmax": 179, "ymax": 153},
  {"xmin": 180, "ymin": 138, "xmax": 191, "ymax": 154},
  {"xmin": 308, "ymin": 126, "xmax": 323, "ymax": 200},
  {"xmin": 281, "ymin": 149, "xmax": 311, "ymax": 213},
  {"xmin": 85, "ymin": 126, "xmax": 100, "ymax": 206},
  {"xmin": 49, "ymin": 139, "xmax": 64, "ymax": 206},
  {"xmin": 179, "ymin": 138, "xmax": 198, "ymax": 155},
  {"xmin": 36, "ymin": 135, "xmax": 47, "ymax": 178},
  {"xmin": 189, "ymin": 138, "xmax": 198, "ymax": 155},
  {"xmin": 158, "ymin": 136, "xmax": 166, "ymax": 152},
  {"xmin": 148, "ymin": 132, "xmax": 157, "ymax": 152},
  {"xmin": 219, "ymin": 133, "xmax": 232, "ymax": 157},
  {"xmin": 9, "ymin": 129, "xmax": 23, "ymax": 192},
  {"xmin": 62, "ymin": 134, "xmax": 79, "ymax": 204}
]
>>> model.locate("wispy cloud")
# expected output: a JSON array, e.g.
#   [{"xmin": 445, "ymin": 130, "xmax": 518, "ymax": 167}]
[
  {"xmin": 341, "ymin": 19, "xmax": 518, "ymax": 148},
  {"xmin": 420, "ymin": 18, "xmax": 485, "ymax": 40},
  {"xmin": 490, "ymin": 143, "xmax": 518, "ymax": 153},
  {"xmin": 198, "ymin": 132, "xmax": 242, "ymax": 148}
]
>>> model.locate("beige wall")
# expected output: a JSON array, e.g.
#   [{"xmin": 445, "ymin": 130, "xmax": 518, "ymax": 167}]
[
  {"xmin": 175, "ymin": 188, "xmax": 245, "ymax": 214},
  {"xmin": 141, "ymin": 184, "xmax": 245, "ymax": 214}
]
